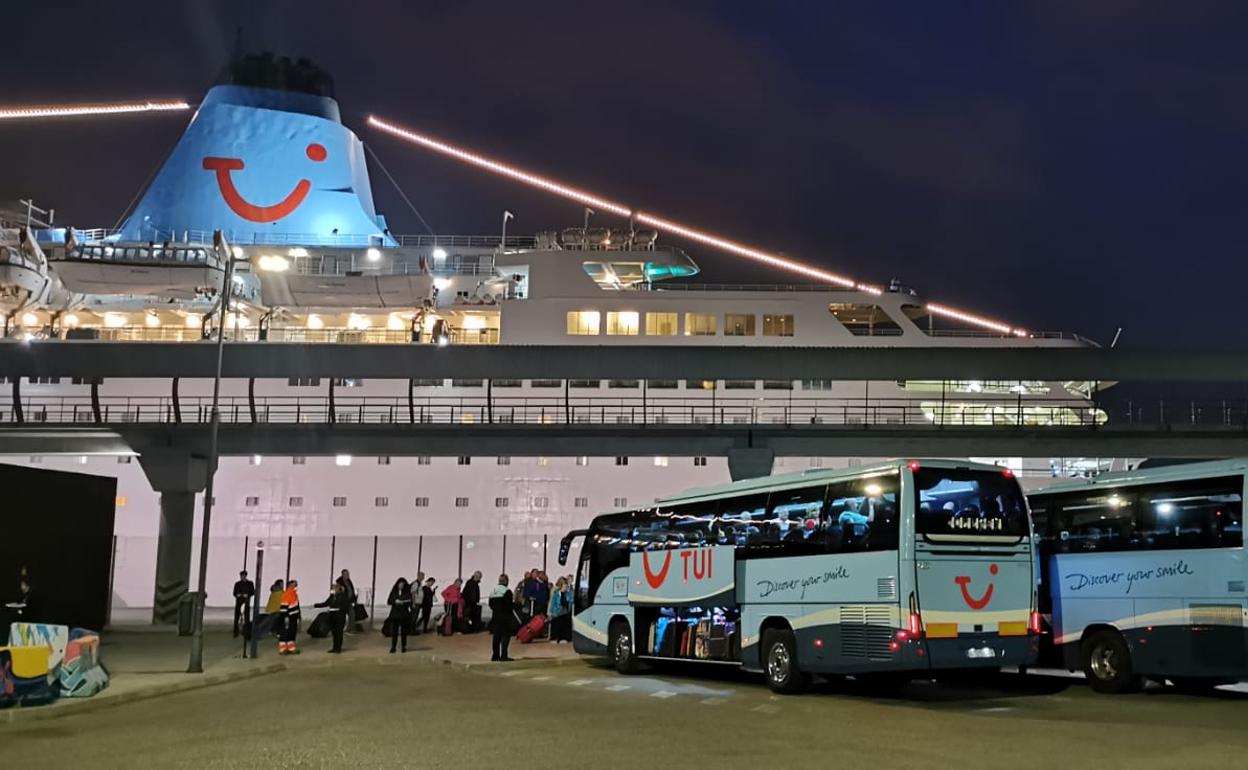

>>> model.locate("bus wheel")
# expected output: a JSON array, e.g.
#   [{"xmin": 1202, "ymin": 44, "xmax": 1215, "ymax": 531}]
[
  {"xmin": 763, "ymin": 629, "xmax": 809, "ymax": 695},
  {"xmin": 609, "ymin": 620, "xmax": 640, "ymax": 675},
  {"xmin": 1170, "ymin": 677, "xmax": 1233, "ymax": 694},
  {"xmin": 1081, "ymin": 629, "xmax": 1142, "ymax": 694}
]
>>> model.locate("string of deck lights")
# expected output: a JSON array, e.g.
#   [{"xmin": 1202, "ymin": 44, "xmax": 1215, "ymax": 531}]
[
  {"xmin": 0, "ymin": 99, "xmax": 191, "ymax": 120},
  {"xmin": 366, "ymin": 114, "xmax": 1028, "ymax": 337}
]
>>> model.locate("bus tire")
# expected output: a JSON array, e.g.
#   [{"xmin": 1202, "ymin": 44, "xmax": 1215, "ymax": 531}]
[
  {"xmin": 762, "ymin": 629, "xmax": 809, "ymax": 695},
  {"xmin": 1081, "ymin": 629, "xmax": 1141, "ymax": 694},
  {"xmin": 609, "ymin": 619, "xmax": 641, "ymax": 675}
]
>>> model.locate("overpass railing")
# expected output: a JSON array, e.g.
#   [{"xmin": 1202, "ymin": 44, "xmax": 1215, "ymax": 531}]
[{"xmin": 0, "ymin": 394, "xmax": 1130, "ymax": 428}]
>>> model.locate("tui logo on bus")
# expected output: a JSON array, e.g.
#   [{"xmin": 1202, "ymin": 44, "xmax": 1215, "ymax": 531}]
[
  {"xmin": 955, "ymin": 563, "xmax": 997, "ymax": 610},
  {"xmin": 642, "ymin": 551, "xmax": 672, "ymax": 589}
]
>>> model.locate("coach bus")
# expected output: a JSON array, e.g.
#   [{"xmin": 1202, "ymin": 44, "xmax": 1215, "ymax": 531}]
[
  {"xmin": 558, "ymin": 459, "xmax": 1039, "ymax": 693},
  {"xmin": 1029, "ymin": 459, "xmax": 1246, "ymax": 694}
]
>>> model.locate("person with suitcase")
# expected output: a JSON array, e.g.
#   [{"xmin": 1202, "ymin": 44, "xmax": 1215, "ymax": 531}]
[
  {"xmin": 313, "ymin": 582, "xmax": 349, "ymax": 653},
  {"xmin": 386, "ymin": 577, "xmax": 414, "ymax": 653},
  {"xmin": 440, "ymin": 578, "xmax": 464, "ymax": 635},
  {"xmin": 462, "ymin": 571, "xmax": 483, "ymax": 633},
  {"xmin": 487, "ymin": 574, "xmax": 519, "ymax": 662}
]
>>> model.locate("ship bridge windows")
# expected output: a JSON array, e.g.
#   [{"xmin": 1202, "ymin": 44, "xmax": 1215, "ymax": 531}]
[
  {"xmin": 684, "ymin": 313, "xmax": 716, "ymax": 336},
  {"xmin": 566, "ymin": 311, "xmax": 601, "ymax": 335},
  {"xmin": 828, "ymin": 304, "xmax": 903, "ymax": 336},
  {"xmin": 606, "ymin": 311, "xmax": 640, "ymax": 335},
  {"xmin": 763, "ymin": 314, "xmax": 795, "ymax": 337},
  {"xmin": 725, "ymin": 313, "xmax": 756, "ymax": 336},
  {"xmin": 644, "ymin": 312, "xmax": 678, "ymax": 336}
]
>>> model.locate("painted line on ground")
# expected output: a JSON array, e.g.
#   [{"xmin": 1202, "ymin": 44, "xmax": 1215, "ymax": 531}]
[
  {"xmin": 752, "ymin": 704, "xmax": 780, "ymax": 714},
  {"xmin": 651, "ymin": 690, "xmax": 678, "ymax": 699},
  {"xmin": 606, "ymin": 684, "xmax": 631, "ymax": 692},
  {"xmin": 700, "ymin": 697, "xmax": 725, "ymax": 705},
  {"xmin": 566, "ymin": 679, "xmax": 593, "ymax": 687}
]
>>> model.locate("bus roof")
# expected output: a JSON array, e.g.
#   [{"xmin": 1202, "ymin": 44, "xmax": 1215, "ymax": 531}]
[
  {"xmin": 1029, "ymin": 457, "xmax": 1248, "ymax": 498},
  {"xmin": 655, "ymin": 457, "xmax": 1012, "ymax": 506}
]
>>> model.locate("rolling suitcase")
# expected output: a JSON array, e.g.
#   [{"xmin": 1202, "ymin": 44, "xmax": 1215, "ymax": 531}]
[
  {"xmin": 438, "ymin": 611, "xmax": 456, "ymax": 636},
  {"xmin": 308, "ymin": 612, "xmax": 331, "ymax": 638},
  {"xmin": 516, "ymin": 614, "xmax": 546, "ymax": 643}
]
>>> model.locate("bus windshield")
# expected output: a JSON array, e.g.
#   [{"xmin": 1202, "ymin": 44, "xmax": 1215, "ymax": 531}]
[{"xmin": 915, "ymin": 467, "xmax": 1028, "ymax": 538}]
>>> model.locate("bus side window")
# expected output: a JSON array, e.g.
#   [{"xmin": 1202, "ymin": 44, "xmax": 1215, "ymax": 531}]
[
  {"xmin": 766, "ymin": 485, "xmax": 827, "ymax": 547},
  {"xmin": 1138, "ymin": 476, "xmax": 1244, "ymax": 550},
  {"xmin": 826, "ymin": 475, "xmax": 898, "ymax": 553},
  {"xmin": 717, "ymin": 494, "xmax": 771, "ymax": 551}
]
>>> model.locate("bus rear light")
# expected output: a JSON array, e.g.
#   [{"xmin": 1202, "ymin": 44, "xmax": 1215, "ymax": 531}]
[
  {"xmin": 1029, "ymin": 612, "xmax": 1041, "ymax": 634},
  {"xmin": 908, "ymin": 461, "xmax": 921, "ymax": 472},
  {"xmin": 813, "ymin": 638, "xmax": 824, "ymax": 649},
  {"xmin": 1002, "ymin": 468, "xmax": 1015, "ymax": 479},
  {"xmin": 889, "ymin": 641, "xmax": 900, "ymax": 651},
  {"xmin": 908, "ymin": 611, "xmax": 923, "ymax": 637}
]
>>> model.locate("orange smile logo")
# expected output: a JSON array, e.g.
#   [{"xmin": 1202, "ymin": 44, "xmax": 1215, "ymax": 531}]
[
  {"xmin": 202, "ymin": 142, "xmax": 327, "ymax": 223},
  {"xmin": 642, "ymin": 551, "xmax": 672, "ymax": 589},
  {"xmin": 955, "ymin": 563, "xmax": 997, "ymax": 610}
]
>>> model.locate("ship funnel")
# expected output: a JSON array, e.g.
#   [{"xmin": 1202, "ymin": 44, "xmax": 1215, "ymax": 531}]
[{"xmin": 119, "ymin": 71, "xmax": 393, "ymax": 247}]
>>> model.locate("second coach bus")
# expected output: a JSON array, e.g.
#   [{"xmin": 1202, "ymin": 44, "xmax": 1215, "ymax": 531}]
[
  {"xmin": 558, "ymin": 459, "xmax": 1039, "ymax": 693},
  {"xmin": 1029, "ymin": 459, "xmax": 1246, "ymax": 693}
]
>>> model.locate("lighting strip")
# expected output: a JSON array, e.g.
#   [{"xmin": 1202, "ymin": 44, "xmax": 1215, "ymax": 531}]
[
  {"xmin": 0, "ymin": 100, "xmax": 191, "ymax": 120},
  {"xmin": 367, "ymin": 114, "xmax": 1029, "ymax": 335}
]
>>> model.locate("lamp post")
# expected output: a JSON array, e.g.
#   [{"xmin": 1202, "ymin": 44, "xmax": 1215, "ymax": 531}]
[
  {"xmin": 188, "ymin": 239, "xmax": 285, "ymax": 672},
  {"xmin": 188, "ymin": 231, "xmax": 234, "ymax": 673},
  {"xmin": 583, "ymin": 207, "xmax": 594, "ymax": 246}
]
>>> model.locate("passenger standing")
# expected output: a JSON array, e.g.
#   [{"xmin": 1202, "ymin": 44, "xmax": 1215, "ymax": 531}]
[
  {"xmin": 232, "ymin": 570, "xmax": 255, "ymax": 638},
  {"xmin": 462, "ymin": 571, "xmax": 483, "ymax": 633},
  {"xmin": 265, "ymin": 579, "xmax": 284, "ymax": 614},
  {"xmin": 441, "ymin": 578, "xmax": 464, "ymax": 633},
  {"xmin": 313, "ymin": 582, "xmax": 349, "ymax": 654},
  {"xmin": 386, "ymin": 577, "xmax": 414, "ymax": 653},
  {"xmin": 278, "ymin": 579, "xmax": 302, "ymax": 655},
  {"xmin": 515, "ymin": 570, "xmax": 533, "ymax": 618},
  {"xmin": 336, "ymin": 569, "xmax": 359, "ymax": 634},
  {"xmin": 529, "ymin": 571, "xmax": 551, "ymax": 618},
  {"xmin": 488, "ymin": 574, "xmax": 519, "ymax": 662},
  {"xmin": 548, "ymin": 577, "xmax": 573, "ymax": 643},
  {"xmin": 417, "ymin": 577, "xmax": 436, "ymax": 633}
]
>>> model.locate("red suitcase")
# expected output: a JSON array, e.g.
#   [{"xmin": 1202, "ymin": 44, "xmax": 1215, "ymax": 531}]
[{"xmin": 516, "ymin": 614, "xmax": 546, "ymax": 643}]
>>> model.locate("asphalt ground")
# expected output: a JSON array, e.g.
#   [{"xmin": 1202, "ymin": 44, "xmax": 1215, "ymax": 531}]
[{"xmin": 5, "ymin": 655, "xmax": 1247, "ymax": 769}]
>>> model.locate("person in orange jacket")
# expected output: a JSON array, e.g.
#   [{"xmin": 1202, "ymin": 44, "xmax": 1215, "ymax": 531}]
[{"xmin": 278, "ymin": 579, "xmax": 302, "ymax": 655}]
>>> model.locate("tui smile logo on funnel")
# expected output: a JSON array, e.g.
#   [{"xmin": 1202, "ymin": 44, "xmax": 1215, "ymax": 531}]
[{"xmin": 202, "ymin": 142, "xmax": 328, "ymax": 223}]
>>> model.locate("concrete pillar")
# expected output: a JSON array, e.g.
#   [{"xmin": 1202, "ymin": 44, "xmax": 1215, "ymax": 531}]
[
  {"xmin": 139, "ymin": 453, "xmax": 207, "ymax": 625},
  {"xmin": 727, "ymin": 447, "xmax": 775, "ymax": 481},
  {"xmin": 153, "ymin": 492, "xmax": 196, "ymax": 624}
]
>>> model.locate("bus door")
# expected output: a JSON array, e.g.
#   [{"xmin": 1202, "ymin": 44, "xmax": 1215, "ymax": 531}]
[{"xmin": 911, "ymin": 466, "xmax": 1036, "ymax": 667}]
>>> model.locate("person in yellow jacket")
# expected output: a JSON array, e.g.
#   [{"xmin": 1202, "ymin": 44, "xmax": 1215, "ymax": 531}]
[{"xmin": 278, "ymin": 579, "xmax": 302, "ymax": 655}]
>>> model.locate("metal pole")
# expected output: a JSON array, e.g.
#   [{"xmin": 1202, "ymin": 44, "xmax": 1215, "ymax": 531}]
[
  {"xmin": 189, "ymin": 249, "xmax": 234, "ymax": 673},
  {"xmin": 249, "ymin": 543, "xmax": 264, "ymax": 660}
]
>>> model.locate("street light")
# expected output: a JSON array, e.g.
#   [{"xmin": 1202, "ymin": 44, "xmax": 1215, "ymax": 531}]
[{"xmin": 188, "ymin": 230, "xmax": 236, "ymax": 673}]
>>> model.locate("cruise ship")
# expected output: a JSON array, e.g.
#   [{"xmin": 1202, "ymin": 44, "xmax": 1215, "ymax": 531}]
[{"xmin": 0, "ymin": 55, "xmax": 1115, "ymax": 617}]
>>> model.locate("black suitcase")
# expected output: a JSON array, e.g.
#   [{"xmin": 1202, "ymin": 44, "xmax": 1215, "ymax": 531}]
[
  {"xmin": 353, "ymin": 604, "xmax": 368, "ymax": 622},
  {"xmin": 382, "ymin": 617, "xmax": 395, "ymax": 637},
  {"xmin": 308, "ymin": 612, "xmax": 331, "ymax": 638}
]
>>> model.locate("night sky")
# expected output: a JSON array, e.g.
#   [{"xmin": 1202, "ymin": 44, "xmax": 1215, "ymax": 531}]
[{"xmin": 4, "ymin": 2, "xmax": 1245, "ymax": 347}]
